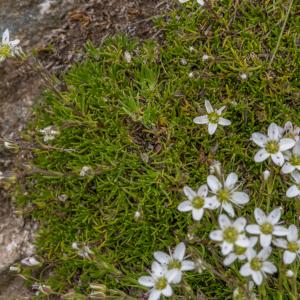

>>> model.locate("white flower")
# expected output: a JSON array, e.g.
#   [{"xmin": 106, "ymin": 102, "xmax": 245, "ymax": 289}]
[
  {"xmin": 193, "ymin": 100, "xmax": 231, "ymax": 135},
  {"xmin": 273, "ymin": 225, "xmax": 300, "ymax": 265},
  {"xmin": 39, "ymin": 125, "xmax": 60, "ymax": 142},
  {"xmin": 134, "ymin": 210, "xmax": 141, "ymax": 220},
  {"xmin": 281, "ymin": 121, "xmax": 300, "ymax": 141},
  {"xmin": 286, "ymin": 171, "xmax": 300, "ymax": 198},
  {"xmin": 240, "ymin": 247, "xmax": 276, "ymax": 285},
  {"xmin": 206, "ymin": 172, "xmax": 249, "ymax": 217},
  {"xmin": 223, "ymin": 237, "xmax": 258, "ymax": 266},
  {"xmin": 179, "ymin": 0, "xmax": 204, "ymax": 5},
  {"xmin": 209, "ymin": 214, "xmax": 249, "ymax": 255},
  {"xmin": 0, "ymin": 29, "xmax": 21, "ymax": 62},
  {"xmin": 251, "ymin": 123, "xmax": 295, "ymax": 166},
  {"xmin": 202, "ymin": 54, "xmax": 209, "ymax": 61},
  {"xmin": 21, "ymin": 257, "xmax": 41, "ymax": 266},
  {"xmin": 246, "ymin": 208, "xmax": 287, "ymax": 247},
  {"xmin": 178, "ymin": 185, "xmax": 219, "ymax": 221},
  {"xmin": 138, "ymin": 261, "xmax": 176, "ymax": 300},
  {"xmin": 281, "ymin": 141, "xmax": 300, "ymax": 174},
  {"xmin": 154, "ymin": 242, "xmax": 195, "ymax": 284},
  {"xmin": 124, "ymin": 51, "xmax": 132, "ymax": 63},
  {"xmin": 80, "ymin": 166, "xmax": 92, "ymax": 177},
  {"xmin": 72, "ymin": 242, "xmax": 93, "ymax": 258}
]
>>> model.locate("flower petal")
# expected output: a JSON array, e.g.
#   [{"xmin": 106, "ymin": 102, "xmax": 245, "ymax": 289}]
[
  {"xmin": 223, "ymin": 253, "xmax": 237, "ymax": 266},
  {"xmin": 246, "ymin": 224, "xmax": 260, "ymax": 234},
  {"xmin": 204, "ymin": 196, "xmax": 220, "ymax": 210},
  {"xmin": 209, "ymin": 230, "xmax": 223, "ymax": 241},
  {"xmin": 154, "ymin": 251, "xmax": 170, "ymax": 265},
  {"xmin": 169, "ymin": 270, "xmax": 181, "ymax": 284},
  {"xmin": 236, "ymin": 235, "xmax": 250, "ymax": 248},
  {"xmin": 279, "ymin": 138, "xmax": 296, "ymax": 151},
  {"xmin": 281, "ymin": 163, "xmax": 295, "ymax": 174},
  {"xmin": 252, "ymin": 271, "xmax": 263, "ymax": 285},
  {"xmin": 197, "ymin": 184, "xmax": 208, "ymax": 197},
  {"xmin": 271, "ymin": 152, "xmax": 284, "ymax": 166},
  {"xmin": 258, "ymin": 246, "xmax": 272, "ymax": 260},
  {"xmin": 233, "ymin": 217, "xmax": 247, "ymax": 232},
  {"xmin": 162, "ymin": 285, "xmax": 173, "ymax": 297},
  {"xmin": 208, "ymin": 122, "xmax": 218, "ymax": 135},
  {"xmin": 293, "ymin": 142, "xmax": 300, "ymax": 156},
  {"xmin": 207, "ymin": 175, "xmax": 222, "ymax": 192},
  {"xmin": 218, "ymin": 117, "xmax": 231, "ymax": 126},
  {"xmin": 254, "ymin": 149, "xmax": 269, "ymax": 163},
  {"xmin": 151, "ymin": 261, "xmax": 164, "ymax": 277},
  {"xmin": 254, "ymin": 208, "xmax": 266, "ymax": 225},
  {"xmin": 2, "ymin": 29, "xmax": 9, "ymax": 44},
  {"xmin": 221, "ymin": 241, "xmax": 233, "ymax": 256},
  {"xmin": 218, "ymin": 214, "xmax": 231, "ymax": 229},
  {"xmin": 232, "ymin": 192, "xmax": 249, "ymax": 205},
  {"xmin": 240, "ymin": 263, "xmax": 251, "ymax": 276},
  {"xmin": 291, "ymin": 171, "xmax": 300, "ymax": 183},
  {"xmin": 205, "ymin": 100, "xmax": 214, "ymax": 113},
  {"xmin": 262, "ymin": 261, "xmax": 277, "ymax": 274},
  {"xmin": 286, "ymin": 185, "xmax": 300, "ymax": 198},
  {"xmin": 287, "ymin": 225, "xmax": 298, "ymax": 242},
  {"xmin": 181, "ymin": 260, "xmax": 195, "ymax": 271},
  {"xmin": 183, "ymin": 186, "xmax": 196, "ymax": 201},
  {"xmin": 138, "ymin": 276, "xmax": 154, "ymax": 287},
  {"xmin": 260, "ymin": 233, "xmax": 272, "ymax": 247},
  {"xmin": 222, "ymin": 202, "xmax": 235, "ymax": 217},
  {"xmin": 251, "ymin": 133, "xmax": 267, "ymax": 147},
  {"xmin": 149, "ymin": 290, "xmax": 161, "ymax": 300},
  {"xmin": 273, "ymin": 225, "xmax": 287, "ymax": 236},
  {"xmin": 283, "ymin": 251, "xmax": 297, "ymax": 265},
  {"xmin": 216, "ymin": 106, "xmax": 226, "ymax": 115},
  {"xmin": 192, "ymin": 208, "xmax": 204, "ymax": 221},
  {"xmin": 177, "ymin": 201, "xmax": 193, "ymax": 212},
  {"xmin": 273, "ymin": 238, "xmax": 287, "ymax": 249},
  {"xmin": 173, "ymin": 242, "xmax": 186, "ymax": 261},
  {"xmin": 193, "ymin": 115, "xmax": 209, "ymax": 124},
  {"xmin": 268, "ymin": 123, "xmax": 280, "ymax": 140},
  {"xmin": 224, "ymin": 172, "xmax": 238, "ymax": 189},
  {"xmin": 267, "ymin": 208, "xmax": 281, "ymax": 225}
]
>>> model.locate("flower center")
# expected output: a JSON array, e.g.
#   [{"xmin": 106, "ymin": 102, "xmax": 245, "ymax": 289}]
[
  {"xmin": 260, "ymin": 222, "xmax": 273, "ymax": 234},
  {"xmin": 287, "ymin": 241, "xmax": 299, "ymax": 252},
  {"xmin": 217, "ymin": 188, "xmax": 230, "ymax": 203},
  {"xmin": 208, "ymin": 112, "xmax": 219, "ymax": 124},
  {"xmin": 154, "ymin": 277, "xmax": 167, "ymax": 290},
  {"xmin": 192, "ymin": 196, "xmax": 205, "ymax": 209},
  {"xmin": 290, "ymin": 155, "xmax": 300, "ymax": 166},
  {"xmin": 223, "ymin": 226, "xmax": 238, "ymax": 243},
  {"xmin": 0, "ymin": 44, "xmax": 10, "ymax": 58},
  {"xmin": 234, "ymin": 245, "xmax": 247, "ymax": 255},
  {"xmin": 265, "ymin": 140, "xmax": 279, "ymax": 154},
  {"xmin": 250, "ymin": 257, "xmax": 262, "ymax": 271},
  {"xmin": 168, "ymin": 259, "xmax": 182, "ymax": 270}
]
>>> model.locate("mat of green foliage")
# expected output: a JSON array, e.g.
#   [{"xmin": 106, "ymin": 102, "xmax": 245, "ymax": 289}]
[{"xmin": 18, "ymin": 1, "xmax": 299, "ymax": 298}]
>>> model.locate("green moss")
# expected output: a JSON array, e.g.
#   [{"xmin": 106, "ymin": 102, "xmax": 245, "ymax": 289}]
[{"xmin": 17, "ymin": 1, "xmax": 299, "ymax": 299}]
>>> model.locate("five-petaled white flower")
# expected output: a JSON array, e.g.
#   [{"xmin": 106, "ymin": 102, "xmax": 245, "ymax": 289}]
[
  {"xmin": 246, "ymin": 208, "xmax": 287, "ymax": 247},
  {"xmin": 206, "ymin": 172, "xmax": 249, "ymax": 217},
  {"xmin": 281, "ymin": 141, "xmax": 300, "ymax": 174},
  {"xmin": 138, "ymin": 261, "xmax": 176, "ymax": 300},
  {"xmin": 209, "ymin": 214, "xmax": 249, "ymax": 256},
  {"xmin": 251, "ymin": 123, "xmax": 295, "ymax": 166},
  {"xmin": 178, "ymin": 185, "xmax": 219, "ymax": 221},
  {"xmin": 0, "ymin": 29, "xmax": 21, "ymax": 62},
  {"xmin": 286, "ymin": 171, "xmax": 300, "ymax": 198},
  {"xmin": 273, "ymin": 224, "xmax": 300, "ymax": 265},
  {"xmin": 193, "ymin": 100, "xmax": 231, "ymax": 135},
  {"xmin": 223, "ymin": 236, "xmax": 258, "ymax": 266},
  {"xmin": 154, "ymin": 242, "xmax": 195, "ymax": 284},
  {"xmin": 240, "ymin": 247, "xmax": 276, "ymax": 285},
  {"xmin": 179, "ymin": 0, "xmax": 204, "ymax": 5}
]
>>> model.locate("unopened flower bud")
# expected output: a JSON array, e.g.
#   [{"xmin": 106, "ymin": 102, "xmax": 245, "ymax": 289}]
[
  {"xmin": 286, "ymin": 270, "xmax": 294, "ymax": 277},
  {"xmin": 263, "ymin": 170, "xmax": 270, "ymax": 181}
]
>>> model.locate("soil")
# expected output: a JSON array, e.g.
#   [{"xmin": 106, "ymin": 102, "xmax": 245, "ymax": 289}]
[{"xmin": 0, "ymin": 0, "xmax": 172, "ymax": 298}]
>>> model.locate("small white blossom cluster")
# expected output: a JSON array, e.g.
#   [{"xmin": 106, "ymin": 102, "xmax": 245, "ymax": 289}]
[
  {"xmin": 138, "ymin": 243, "xmax": 195, "ymax": 299},
  {"xmin": 251, "ymin": 122, "xmax": 300, "ymax": 198},
  {"xmin": 0, "ymin": 29, "xmax": 22, "ymax": 62},
  {"xmin": 72, "ymin": 242, "xmax": 93, "ymax": 258},
  {"xmin": 39, "ymin": 125, "xmax": 60, "ymax": 142}
]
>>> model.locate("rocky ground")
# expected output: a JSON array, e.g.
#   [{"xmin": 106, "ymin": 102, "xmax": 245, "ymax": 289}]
[{"xmin": 0, "ymin": 0, "xmax": 171, "ymax": 298}]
